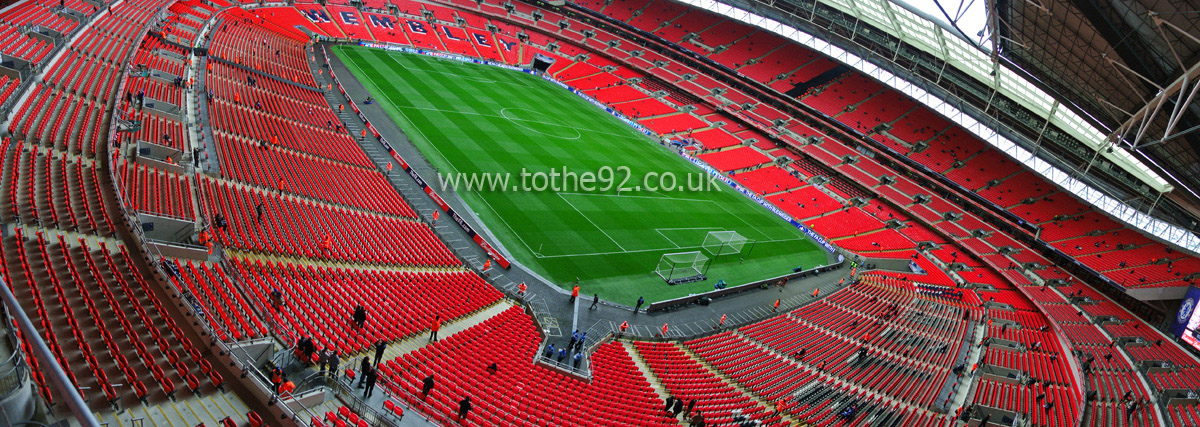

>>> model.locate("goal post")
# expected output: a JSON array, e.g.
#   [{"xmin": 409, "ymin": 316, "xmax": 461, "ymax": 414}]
[
  {"xmin": 655, "ymin": 251, "xmax": 708, "ymax": 285},
  {"xmin": 701, "ymin": 231, "xmax": 751, "ymax": 275},
  {"xmin": 702, "ymin": 231, "xmax": 748, "ymax": 256}
]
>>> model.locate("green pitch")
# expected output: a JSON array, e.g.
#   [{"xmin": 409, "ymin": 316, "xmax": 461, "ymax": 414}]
[{"xmin": 336, "ymin": 45, "xmax": 828, "ymax": 304}]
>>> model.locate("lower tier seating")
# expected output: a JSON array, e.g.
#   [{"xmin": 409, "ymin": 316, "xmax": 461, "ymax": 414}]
[{"xmin": 379, "ymin": 307, "xmax": 675, "ymax": 426}]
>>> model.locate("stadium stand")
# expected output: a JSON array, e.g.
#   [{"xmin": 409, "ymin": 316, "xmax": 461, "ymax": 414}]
[{"xmin": 1, "ymin": 0, "xmax": 1198, "ymax": 425}]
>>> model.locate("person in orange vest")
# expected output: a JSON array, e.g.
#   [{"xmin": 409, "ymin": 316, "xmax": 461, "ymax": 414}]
[
  {"xmin": 280, "ymin": 380, "xmax": 296, "ymax": 398},
  {"xmin": 360, "ymin": 129, "xmax": 367, "ymax": 139},
  {"xmin": 811, "ymin": 288, "xmax": 820, "ymax": 298},
  {"xmin": 198, "ymin": 229, "xmax": 209, "ymax": 245},
  {"xmin": 517, "ymin": 282, "xmax": 527, "ymax": 296},
  {"xmin": 429, "ymin": 315, "xmax": 441, "ymax": 342},
  {"xmin": 618, "ymin": 321, "xmax": 629, "ymax": 338},
  {"xmin": 570, "ymin": 285, "xmax": 579, "ymax": 303},
  {"xmin": 719, "ymin": 314, "xmax": 726, "ymax": 327},
  {"xmin": 773, "ymin": 299, "xmax": 780, "ymax": 312},
  {"xmin": 234, "ymin": 92, "xmax": 241, "ymax": 104},
  {"xmin": 319, "ymin": 234, "xmax": 332, "ymax": 255},
  {"xmin": 433, "ymin": 210, "xmax": 439, "ymax": 221},
  {"xmin": 483, "ymin": 259, "xmax": 491, "ymax": 271},
  {"xmin": 660, "ymin": 323, "xmax": 668, "ymax": 337},
  {"xmin": 270, "ymin": 367, "xmax": 283, "ymax": 393}
]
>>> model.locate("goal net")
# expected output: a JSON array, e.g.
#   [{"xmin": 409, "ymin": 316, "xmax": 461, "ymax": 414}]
[
  {"xmin": 702, "ymin": 230, "xmax": 748, "ymax": 256},
  {"xmin": 655, "ymin": 251, "xmax": 708, "ymax": 285}
]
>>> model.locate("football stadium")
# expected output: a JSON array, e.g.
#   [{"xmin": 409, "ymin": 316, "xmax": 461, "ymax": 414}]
[{"xmin": 2, "ymin": 0, "xmax": 1200, "ymax": 424}]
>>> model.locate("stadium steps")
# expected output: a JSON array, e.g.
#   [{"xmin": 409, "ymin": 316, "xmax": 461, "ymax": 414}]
[
  {"xmin": 200, "ymin": 173, "xmax": 419, "ymax": 223},
  {"xmin": 709, "ymin": 29, "xmax": 758, "ymax": 54},
  {"xmin": 561, "ymin": 68, "xmax": 606, "ymax": 84},
  {"xmin": 878, "ymin": 130, "xmax": 919, "ymax": 151},
  {"xmin": 211, "ymin": 126, "xmax": 378, "ymax": 172},
  {"xmin": 971, "ymin": 168, "xmax": 1025, "ymax": 192},
  {"xmin": 729, "ymin": 328, "xmax": 934, "ymax": 416},
  {"xmin": 622, "ymin": 341, "xmax": 676, "ymax": 413},
  {"xmin": 945, "ymin": 321, "xmax": 988, "ymax": 415},
  {"xmin": 550, "ymin": 61, "xmax": 581, "ymax": 80},
  {"xmin": 674, "ymin": 341, "xmax": 798, "ymax": 425},
  {"xmin": 830, "ymin": 86, "xmax": 889, "ymax": 119},
  {"xmin": 93, "ymin": 389, "xmax": 253, "ymax": 427},
  {"xmin": 764, "ymin": 59, "xmax": 817, "ymax": 85},
  {"xmin": 876, "ymin": 104, "xmax": 923, "ymax": 131},
  {"xmin": 733, "ymin": 43, "xmax": 788, "ymax": 72},
  {"xmin": 223, "ymin": 248, "xmax": 465, "ymax": 275},
  {"xmin": 352, "ymin": 300, "xmax": 514, "ymax": 364}
]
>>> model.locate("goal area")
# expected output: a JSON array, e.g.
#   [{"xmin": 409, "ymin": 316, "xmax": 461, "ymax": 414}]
[{"xmin": 655, "ymin": 251, "xmax": 708, "ymax": 285}]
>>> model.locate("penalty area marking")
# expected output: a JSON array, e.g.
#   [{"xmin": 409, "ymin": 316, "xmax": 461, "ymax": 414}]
[
  {"xmin": 655, "ymin": 227, "xmax": 726, "ymax": 248},
  {"xmin": 499, "ymin": 108, "xmax": 582, "ymax": 140}
]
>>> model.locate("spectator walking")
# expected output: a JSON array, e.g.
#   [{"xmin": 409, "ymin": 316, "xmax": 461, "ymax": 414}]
[
  {"xmin": 686, "ymin": 399, "xmax": 696, "ymax": 416},
  {"xmin": 256, "ymin": 203, "xmax": 265, "ymax": 222},
  {"xmin": 300, "ymin": 337, "xmax": 315, "ymax": 363},
  {"xmin": 357, "ymin": 358, "xmax": 370, "ymax": 388},
  {"xmin": 363, "ymin": 368, "xmax": 377, "ymax": 398},
  {"xmin": 269, "ymin": 287, "xmax": 282, "ymax": 310},
  {"xmin": 664, "ymin": 396, "xmax": 675, "ymax": 413},
  {"xmin": 635, "ymin": 296, "xmax": 644, "ymax": 313},
  {"xmin": 457, "ymin": 396, "xmax": 472, "ymax": 421},
  {"xmin": 689, "ymin": 412, "xmax": 705, "ymax": 427},
  {"xmin": 352, "ymin": 305, "xmax": 367, "ymax": 330},
  {"xmin": 590, "ymin": 293, "xmax": 600, "ymax": 310},
  {"xmin": 329, "ymin": 351, "xmax": 340, "ymax": 379},
  {"xmin": 421, "ymin": 374, "xmax": 435, "ymax": 397},
  {"xmin": 672, "ymin": 399, "xmax": 684, "ymax": 416}
]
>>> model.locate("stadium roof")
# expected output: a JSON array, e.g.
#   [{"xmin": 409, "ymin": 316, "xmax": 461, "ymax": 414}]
[
  {"xmin": 781, "ymin": 0, "xmax": 1172, "ymax": 194},
  {"xmin": 673, "ymin": 0, "xmax": 1200, "ymax": 252},
  {"xmin": 993, "ymin": 0, "xmax": 1200, "ymax": 218}
]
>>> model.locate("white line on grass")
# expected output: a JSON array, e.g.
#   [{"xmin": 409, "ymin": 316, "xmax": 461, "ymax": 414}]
[
  {"xmin": 388, "ymin": 54, "xmax": 508, "ymax": 84},
  {"xmin": 557, "ymin": 193, "xmax": 627, "ymax": 252},
  {"xmin": 654, "ymin": 227, "xmax": 724, "ymax": 248},
  {"xmin": 343, "ymin": 50, "xmax": 541, "ymax": 258},
  {"xmin": 532, "ymin": 236, "xmax": 808, "ymax": 259},
  {"xmin": 557, "ymin": 192, "xmax": 715, "ymax": 204},
  {"xmin": 395, "ymin": 105, "xmax": 629, "ymax": 139}
]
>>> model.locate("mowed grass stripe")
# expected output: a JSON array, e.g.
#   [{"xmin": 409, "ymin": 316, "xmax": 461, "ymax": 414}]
[{"xmin": 337, "ymin": 46, "xmax": 828, "ymax": 303}]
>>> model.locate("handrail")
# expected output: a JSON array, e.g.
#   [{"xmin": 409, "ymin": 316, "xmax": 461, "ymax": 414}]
[
  {"xmin": 0, "ymin": 275, "xmax": 98, "ymax": 427},
  {"xmin": 102, "ymin": 3, "xmax": 330, "ymax": 426}
]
